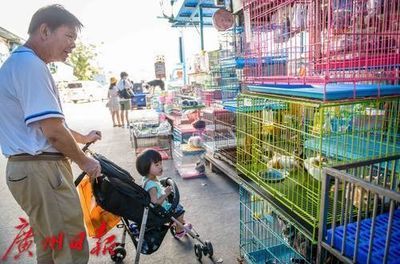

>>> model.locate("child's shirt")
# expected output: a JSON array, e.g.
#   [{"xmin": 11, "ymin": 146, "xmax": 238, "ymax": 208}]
[{"xmin": 142, "ymin": 178, "xmax": 171, "ymax": 210}]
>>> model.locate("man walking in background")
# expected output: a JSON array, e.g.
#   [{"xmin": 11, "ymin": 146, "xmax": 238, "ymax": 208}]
[{"xmin": 117, "ymin": 71, "xmax": 133, "ymax": 128}]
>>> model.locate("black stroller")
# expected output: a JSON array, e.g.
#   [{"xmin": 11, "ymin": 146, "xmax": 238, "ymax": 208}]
[{"xmin": 75, "ymin": 143, "xmax": 214, "ymax": 263}]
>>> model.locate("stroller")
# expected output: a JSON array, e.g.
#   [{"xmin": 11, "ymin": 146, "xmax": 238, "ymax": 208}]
[{"xmin": 75, "ymin": 143, "xmax": 214, "ymax": 263}]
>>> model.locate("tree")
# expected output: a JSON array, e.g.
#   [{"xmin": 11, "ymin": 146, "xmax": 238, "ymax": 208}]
[
  {"xmin": 67, "ymin": 42, "xmax": 99, "ymax": 80},
  {"xmin": 48, "ymin": 62, "xmax": 58, "ymax": 74}
]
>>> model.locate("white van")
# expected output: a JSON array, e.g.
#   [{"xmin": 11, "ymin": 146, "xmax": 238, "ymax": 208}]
[{"xmin": 65, "ymin": 81, "xmax": 107, "ymax": 103}]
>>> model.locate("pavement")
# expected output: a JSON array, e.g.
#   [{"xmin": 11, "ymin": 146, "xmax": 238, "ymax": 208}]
[{"xmin": 0, "ymin": 101, "xmax": 240, "ymax": 264}]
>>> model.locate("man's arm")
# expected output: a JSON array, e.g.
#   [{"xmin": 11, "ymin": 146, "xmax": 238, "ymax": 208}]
[
  {"xmin": 39, "ymin": 118, "xmax": 101, "ymax": 178},
  {"xmin": 70, "ymin": 129, "xmax": 101, "ymax": 144}
]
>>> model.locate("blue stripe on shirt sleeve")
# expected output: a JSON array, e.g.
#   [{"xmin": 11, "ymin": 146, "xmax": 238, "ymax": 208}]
[{"xmin": 24, "ymin": 111, "xmax": 64, "ymax": 122}]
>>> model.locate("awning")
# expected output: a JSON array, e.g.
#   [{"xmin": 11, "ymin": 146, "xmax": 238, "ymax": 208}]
[{"xmin": 171, "ymin": 0, "xmax": 222, "ymax": 27}]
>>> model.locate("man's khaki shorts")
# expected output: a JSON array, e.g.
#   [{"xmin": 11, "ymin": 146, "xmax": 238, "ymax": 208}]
[{"xmin": 6, "ymin": 156, "xmax": 89, "ymax": 264}]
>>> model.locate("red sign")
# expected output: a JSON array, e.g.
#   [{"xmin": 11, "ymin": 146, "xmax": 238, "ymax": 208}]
[
  {"xmin": 212, "ymin": 8, "xmax": 234, "ymax": 31},
  {"xmin": 2, "ymin": 218, "xmax": 116, "ymax": 261}
]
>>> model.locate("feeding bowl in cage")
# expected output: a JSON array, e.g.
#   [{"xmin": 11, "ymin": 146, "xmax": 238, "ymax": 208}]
[{"xmin": 259, "ymin": 168, "xmax": 288, "ymax": 182}]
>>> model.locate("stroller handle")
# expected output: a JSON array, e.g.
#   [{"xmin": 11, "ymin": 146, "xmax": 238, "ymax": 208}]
[
  {"xmin": 81, "ymin": 141, "xmax": 93, "ymax": 152},
  {"xmin": 160, "ymin": 177, "xmax": 180, "ymax": 212},
  {"xmin": 74, "ymin": 141, "xmax": 96, "ymax": 187}
]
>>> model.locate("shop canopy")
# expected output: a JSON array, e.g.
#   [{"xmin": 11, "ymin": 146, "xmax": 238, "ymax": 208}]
[{"xmin": 171, "ymin": 0, "xmax": 222, "ymax": 27}]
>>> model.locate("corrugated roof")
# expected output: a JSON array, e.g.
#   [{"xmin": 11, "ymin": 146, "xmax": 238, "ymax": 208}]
[{"xmin": 0, "ymin": 27, "xmax": 23, "ymax": 44}]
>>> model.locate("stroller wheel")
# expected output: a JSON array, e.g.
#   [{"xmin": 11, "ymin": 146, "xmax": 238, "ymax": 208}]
[
  {"xmin": 204, "ymin": 240, "xmax": 214, "ymax": 257},
  {"xmin": 110, "ymin": 246, "xmax": 126, "ymax": 263},
  {"xmin": 194, "ymin": 243, "xmax": 203, "ymax": 260}
]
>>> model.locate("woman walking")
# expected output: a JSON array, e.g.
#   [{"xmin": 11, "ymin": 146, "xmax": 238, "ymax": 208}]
[{"xmin": 107, "ymin": 77, "xmax": 121, "ymax": 127}]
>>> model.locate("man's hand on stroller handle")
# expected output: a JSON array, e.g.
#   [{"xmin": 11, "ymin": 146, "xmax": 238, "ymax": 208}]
[
  {"xmin": 78, "ymin": 155, "xmax": 101, "ymax": 180},
  {"xmin": 77, "ymin": 137, "xmax": 102, "ymax": 180},
  {"xmin": 84, "ymin": 130, "xmax": 102, "ymax": 144}
]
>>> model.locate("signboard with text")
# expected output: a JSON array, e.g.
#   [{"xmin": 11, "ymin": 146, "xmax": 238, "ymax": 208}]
[{"xmin": 154, "ymin": 61, "xmax": 166, "ymax": 79}]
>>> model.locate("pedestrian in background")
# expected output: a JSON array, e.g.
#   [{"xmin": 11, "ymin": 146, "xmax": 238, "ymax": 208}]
[
  {"xmin": 0, "ymin": 4, "xmax": 102, "ymax": 263},
  {"xmin": 117, "ymin": 71, "xmax": 133, "ymax": 128},
  {"xmin": 107, "ymin": 76, "xmax": 121, "ymax": 127}
]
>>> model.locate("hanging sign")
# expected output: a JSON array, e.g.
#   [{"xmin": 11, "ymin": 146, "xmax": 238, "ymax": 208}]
[
  {"xmin": 212, "ymin": 8, "xmax": 234, "ymax": 31},
  {"xmin": 154, "ymin": 61, "xmax": 166, "ymax": 79}
]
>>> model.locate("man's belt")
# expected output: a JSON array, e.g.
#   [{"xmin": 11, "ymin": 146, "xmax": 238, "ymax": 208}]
[{"xmin": 8, "ymin": 152, "xmax": 66, "ymax": 161}]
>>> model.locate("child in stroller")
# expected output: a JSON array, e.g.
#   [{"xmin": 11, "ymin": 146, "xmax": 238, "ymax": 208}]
[
  {"xmin": 77, "ymin": 143, "xmax": 214, "ymax": 262},
  {"xmin": 136, "ymin": 148, "xmax": 192, "ymax": 239}
]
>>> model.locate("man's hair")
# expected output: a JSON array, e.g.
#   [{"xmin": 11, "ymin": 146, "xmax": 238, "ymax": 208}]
[
  {"xmin": 28, "ymin": 4, "xmax": 83, "ymax": 34},
  {"xmin": 136, "ymin": 149, "xmax": 162, "ymax": 176},
  {"xmin": 120, "ymin": 72, "xmax": 128, "ymax": 78}
]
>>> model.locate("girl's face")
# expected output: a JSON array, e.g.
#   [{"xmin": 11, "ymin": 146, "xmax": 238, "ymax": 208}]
[{"xmin": 149, "ymin": 160, "xmax": 163, "ymax": 177}]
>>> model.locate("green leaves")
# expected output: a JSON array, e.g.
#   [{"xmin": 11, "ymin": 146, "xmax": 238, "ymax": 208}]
[{"xmin": 67, "ymin": 42, "xmax": 99, "ymax": 80}]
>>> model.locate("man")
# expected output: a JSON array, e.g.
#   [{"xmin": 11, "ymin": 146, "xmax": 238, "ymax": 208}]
[
  {"xmin": 0, "ymin": 5, "xmax": 101, "ymax": 263},
  {"xmin": 117, "ymin": 71, "xmax": 133, "ymax": 127}
]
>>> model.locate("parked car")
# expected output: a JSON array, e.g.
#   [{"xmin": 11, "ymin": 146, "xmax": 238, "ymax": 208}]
[{"xmin": 65, "ymin": 80, "xmax": 107, "ymax": 103}]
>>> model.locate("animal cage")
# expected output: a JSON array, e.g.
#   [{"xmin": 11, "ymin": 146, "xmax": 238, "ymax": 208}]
[
  {"xmin": 202, "ymin": 50, "xmax": 221, "ymax": 91},
  {"xmin": 202, "ymin": 108, "xmax": 237, "ymax": 164},
  {"xmin": 242, "ymin": 0, "xmax": 400, "ymax": 99},
  {"xmin": 219, "ymin": 27, "xmax": 244, "ymax": 108},
  {"xmin": 240, "ymin": 186, "xmax": 314, "ymax": 264},
  {"xmin": 317, "ymin": 154, "xmax": 400, "ymax": 264},
  {"xmin": 201, "ymin": 89, "xmax": 222, "ymax": 107},
  {"xmin": 236, "ymin": 93, "xmax": 400, "ymax": 238}
]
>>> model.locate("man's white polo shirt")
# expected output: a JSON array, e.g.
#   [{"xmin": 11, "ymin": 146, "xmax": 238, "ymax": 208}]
[{"xmin": 0, "ymin": 46, "xmax": 64, "ymax": 157}]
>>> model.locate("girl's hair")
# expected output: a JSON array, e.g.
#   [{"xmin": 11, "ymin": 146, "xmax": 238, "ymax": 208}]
[
  {"xmin": 109, "ymin": 77, "xmax": 117, "ymax": 89},
  {"xmin": 136, "ymin": 149, "xmax": 162, "ymax": 176}
]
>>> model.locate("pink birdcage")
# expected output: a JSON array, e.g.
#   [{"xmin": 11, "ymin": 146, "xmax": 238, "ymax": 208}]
[
  {"xmin": 201, "ymin": 89, "xmax": 222, "ymax": 106},
  {"xmin": 242, "ymin": 0, "xmax": 400, "ymax": 99}
]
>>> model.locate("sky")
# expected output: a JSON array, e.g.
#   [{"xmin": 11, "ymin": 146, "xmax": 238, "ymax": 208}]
[{"xmin": 0, "ymin": 0, "xmax": 219, "ymax": 81}]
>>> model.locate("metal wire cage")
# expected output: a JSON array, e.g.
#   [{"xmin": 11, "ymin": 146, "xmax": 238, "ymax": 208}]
[
  {"xmin": 240, "ymin": 186, "xmax": 314, "ymax": 264},
  {"xmin": 219, "ymin": 27, "xmax": 244, "ymax": 107},
  {"xmin": 201, "ymin": 89, "xmax": 222, "ymax": 107},
  {"xmin": 132, "ymin": 134, "xmax": 173, "ymax": 159},
  {"xmin": 202, "ymin": 50, "xmax": 221, "ymax": 90},
  {"xmin": 317, "ymin": 154, "xmax": 400, "ymax": 264},
  {"xmin": 236, "ymin": 93, "xmax": 400, "ymax": 238},
  {"xmin": 242, "ymin": 0, "xmax": 400, "ymax": 95},
  {"xmin": 202, "ymin": 108, "xmax": 237, "ymax": 164}
]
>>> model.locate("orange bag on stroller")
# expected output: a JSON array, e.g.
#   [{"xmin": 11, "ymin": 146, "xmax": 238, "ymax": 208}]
[{"xmin": 77, "ymin": 176, "xmax": 120, "ymax": 237}]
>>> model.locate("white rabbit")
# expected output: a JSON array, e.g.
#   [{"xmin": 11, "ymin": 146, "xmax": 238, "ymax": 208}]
[
  {"xmin": 304, "ymin": 155, "xmax": 328, "ymax": 181},
  {"xmin": 188, "ymin": 136, "xmax": 203, "ymax": 148},
  {"xmin": 267, "ymin": 153, "xmax": 299, "ymax": 171}
]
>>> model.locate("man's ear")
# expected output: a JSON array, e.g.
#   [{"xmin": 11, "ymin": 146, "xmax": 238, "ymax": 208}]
[{"xmin": 39, "ymin": 24, "xmax": 50, "ymax": 39}]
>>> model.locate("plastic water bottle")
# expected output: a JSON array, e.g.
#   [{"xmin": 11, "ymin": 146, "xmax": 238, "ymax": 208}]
[{"xmin": 129, "ymin": 223, "xmax": 139, "ymax": 236}]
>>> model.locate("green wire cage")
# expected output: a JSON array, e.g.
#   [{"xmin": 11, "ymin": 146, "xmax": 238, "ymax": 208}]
[{"xmin": 236, "ymin": 93, "xmax": 400, "ymax": 239}]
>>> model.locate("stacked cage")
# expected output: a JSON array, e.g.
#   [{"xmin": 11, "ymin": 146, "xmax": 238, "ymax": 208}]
[
  {"xmin": 202, "ymin": 108, "xmax": 237, "ymax": 165},
  {"xmin": 239, "ymin": 0, "xmax": 400, "ymax": 262},
  {"xmin": 237, "ymin": 93, "xmax": 400, "ymax": 240},
  {"xmin": 318, "ymin": 155, "xmax": 400, "ymax": 264},
  {"xmin": 200, "ymin": 50, "xmax": 222, "ymax": 107},
  {"xmin": 219, "ymin": 27, "xmax": 244, "ymax": 110},
  {"xmin": 171, "ymin": 107, "xmax": 207, "ymax": 178},
  {"xmin": 129, "ymin": 111, "xmax": 173, "ymax": 159},
  {"xmin": 240, "ymin": 186, "xmax": 315, "ymax": 263},
  {"xmin": 242, "ymin": 0, "xmax": 399, "ymax": 99}
]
